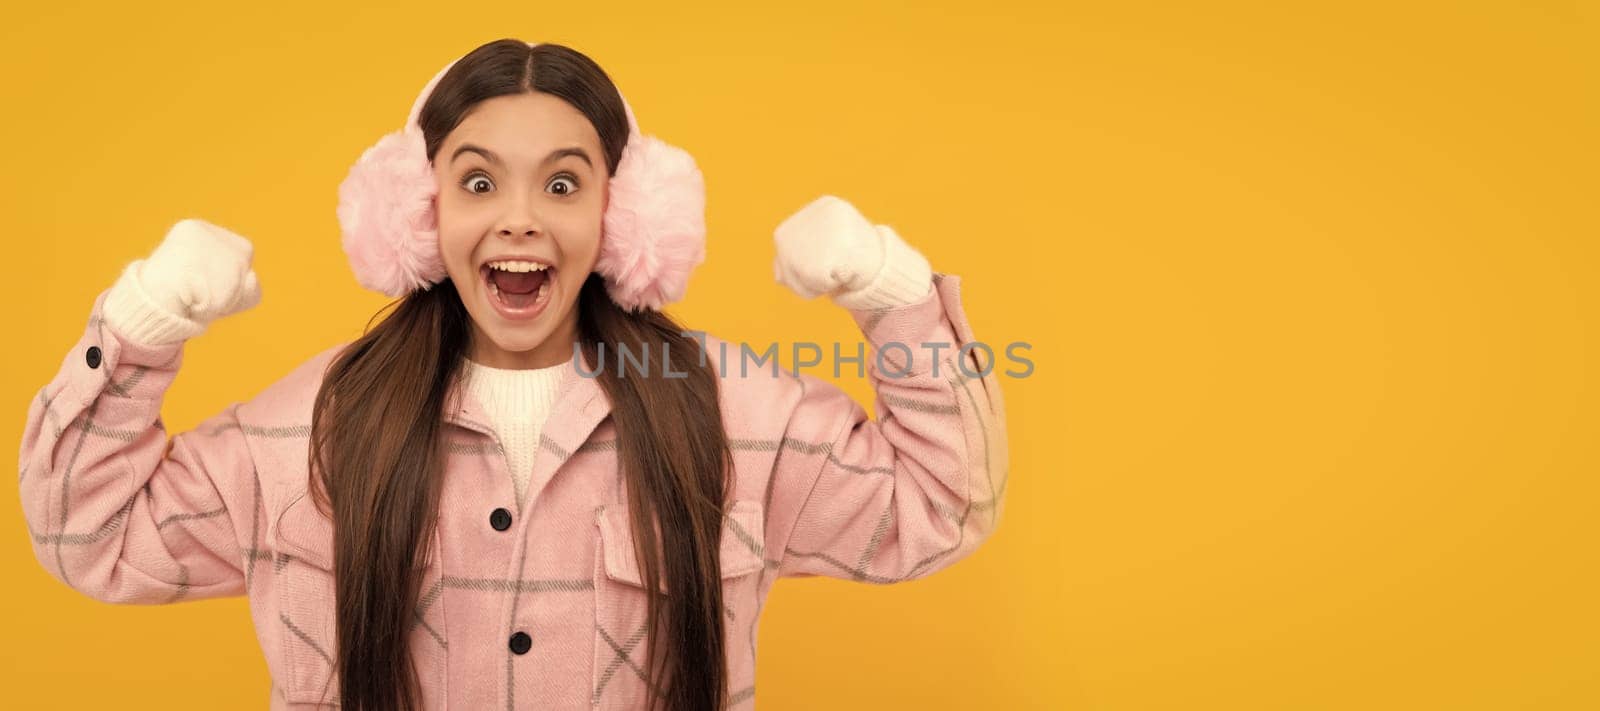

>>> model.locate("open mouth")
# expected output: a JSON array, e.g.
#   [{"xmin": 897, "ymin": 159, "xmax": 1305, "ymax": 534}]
[{"xmin": 481, "ymin": 260, "xmax": 556, "ymax": 319}]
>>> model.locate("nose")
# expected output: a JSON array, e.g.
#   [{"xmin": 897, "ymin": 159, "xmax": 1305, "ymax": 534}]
[
  {"xmin": 495, "ymin": 193, "xmax": 544, "ymax": 238},
  {"xmin": 496, "ymin": 218, "xmax": 540, "ymax": 239}
]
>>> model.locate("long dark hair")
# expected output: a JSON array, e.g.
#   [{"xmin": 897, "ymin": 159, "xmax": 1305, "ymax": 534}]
[{"xmin": 308, "ymin": 39, "xmax": 733, "ymax": 711}]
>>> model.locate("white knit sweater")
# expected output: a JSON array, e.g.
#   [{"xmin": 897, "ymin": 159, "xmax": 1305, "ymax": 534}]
[{"xmin": 457, "ymin": 358, "xmax": 566, "ymax": 511}]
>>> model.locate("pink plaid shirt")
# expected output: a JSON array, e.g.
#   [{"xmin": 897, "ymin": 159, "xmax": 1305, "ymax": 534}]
[{"xmin": 19, "ymin": 272, "xmax": 1009, "ymax": 709}]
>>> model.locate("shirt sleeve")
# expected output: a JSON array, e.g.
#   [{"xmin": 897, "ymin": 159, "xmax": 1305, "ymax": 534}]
[
  {"xmin": 18, "ymin": 287, "xmax": 259, "ymax": 604},
  {"xmin": 773, "ymin": 272, "xmax": 1010, "ymax": 582}
]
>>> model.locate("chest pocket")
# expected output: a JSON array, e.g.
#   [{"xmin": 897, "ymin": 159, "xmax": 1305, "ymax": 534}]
[
  {"xmin": 596, "ymin": 499, "xmax": 766, "ymax": 590},
  {"xmin": 590, "ymin": 499, "xmax": 766, "ymax": 708},
  {"xmin": 273, "ymin": 490, "xmax": 445, "ymax": 707}
]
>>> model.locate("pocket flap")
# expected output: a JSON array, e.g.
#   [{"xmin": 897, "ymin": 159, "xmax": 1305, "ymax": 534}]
[
  {"xmin": 596, "ymin": 500, "xmax": 766, "ymax": 593},
  {"xmin": 275, "ymin": 491, "xmax": 334, "ymax": 571},
  {"xmin": 275, "ymin": 490, "xmax": 435, "ymax": 572}
]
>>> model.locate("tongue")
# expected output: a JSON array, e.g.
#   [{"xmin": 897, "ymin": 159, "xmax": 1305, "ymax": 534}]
[{"xmin": 490, "ymin": 269, "xmax": 546, "ymax": 295}]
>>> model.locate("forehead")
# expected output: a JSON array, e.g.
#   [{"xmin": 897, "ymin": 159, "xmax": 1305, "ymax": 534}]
[{"xmin": 442, "ymin": 92, "xmax": 603, "ymax": 165}]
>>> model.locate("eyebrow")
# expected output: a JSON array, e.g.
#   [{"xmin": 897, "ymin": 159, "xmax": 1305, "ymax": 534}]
[{"xmin": 450, "ymin": 143, "xmax": 594, "ymax": 170}]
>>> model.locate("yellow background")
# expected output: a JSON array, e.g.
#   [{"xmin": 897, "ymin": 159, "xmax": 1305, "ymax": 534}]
[{"xmin": 2, "ymin": 1, "xmax": 1594, "ymax": 709}]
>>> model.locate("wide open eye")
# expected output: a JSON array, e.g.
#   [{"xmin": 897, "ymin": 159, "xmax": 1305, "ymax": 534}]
[
  {"xmin": 461, "ymin": 172, "xmax": 494, "ymax": 195},
  {"xmin": 549, "ymin": 174, "xmax": 579, "ymax": 196}
]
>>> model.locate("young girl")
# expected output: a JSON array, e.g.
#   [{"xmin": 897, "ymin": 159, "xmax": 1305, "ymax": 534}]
[{"xmin": 19, "ymin": 38, "xmax": 1008, "ymax": 711}]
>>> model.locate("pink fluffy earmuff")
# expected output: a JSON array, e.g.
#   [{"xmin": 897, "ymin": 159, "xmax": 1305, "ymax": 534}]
[{"xmin": 335, "ymin": 42, "xmax": 707, "ymax": 312}]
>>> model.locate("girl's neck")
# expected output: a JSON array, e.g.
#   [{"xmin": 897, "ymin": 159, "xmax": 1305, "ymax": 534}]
[{"xmin": 467, "ymin": 323, "xmax": 579, "ymax": 370}]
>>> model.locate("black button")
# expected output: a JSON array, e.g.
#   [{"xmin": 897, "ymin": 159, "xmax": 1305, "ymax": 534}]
[
  {"xmin": 490, "ymin": 508, "xmax": 512, "ymax": 531},
  {"xmin": 509, "ymin": 631, "xmax": 532, "ymax": 655},
  {"xmin": 85, "ymin": 346, "xmax": 102, "ymax": 369}
]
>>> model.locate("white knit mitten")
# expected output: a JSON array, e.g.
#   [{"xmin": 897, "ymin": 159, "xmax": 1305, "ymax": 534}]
[
  {"xmin": 103, "ymin": 218, "xmax": 263, "ymax": 347},
  {"xmin": 773, "ymin": 195, "xmax": 933, "ymax": 309}
]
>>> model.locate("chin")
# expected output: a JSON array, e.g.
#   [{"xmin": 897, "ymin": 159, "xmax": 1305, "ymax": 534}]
[{"xmin": 487, "ymin": 327, "xmax": 553, "ymax": 354}]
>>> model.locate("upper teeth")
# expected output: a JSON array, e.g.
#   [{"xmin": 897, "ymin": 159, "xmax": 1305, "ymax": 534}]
[{"xmin": 487, "ymin": 260, "xmax": 550, "ymax": 273}]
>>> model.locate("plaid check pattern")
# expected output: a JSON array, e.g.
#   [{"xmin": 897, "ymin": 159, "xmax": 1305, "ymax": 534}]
[{"xmin": 19, "ymin": 272, "xmax": 1009, "ymax": 709}]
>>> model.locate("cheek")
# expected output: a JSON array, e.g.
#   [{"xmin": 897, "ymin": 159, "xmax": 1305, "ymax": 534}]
[
  {"xmin": 435, "ymin": 201, "xmax": 483, "ymax": 278},
  {"xmin": 565, "ymin": 198, "xmax": 608, "ymax": 272},
  {"xmin": 438, "ymin": 231, "xmax": 472, "ymax": 276},
  {"xmin": 557, "ymin": 221, "xmax": 604, "ymax": 276}
]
